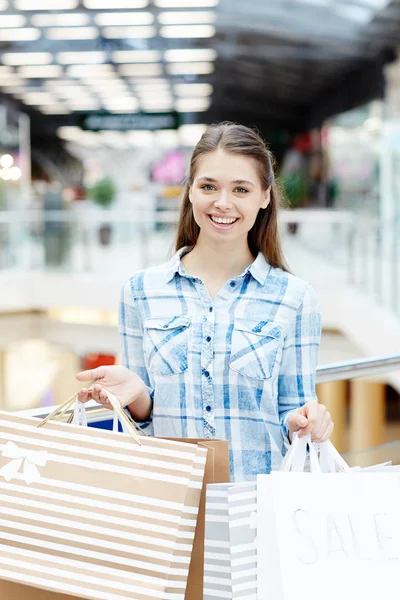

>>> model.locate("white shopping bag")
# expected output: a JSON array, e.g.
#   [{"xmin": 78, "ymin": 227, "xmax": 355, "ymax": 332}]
[{"xmin": 257, "ymin": 435, "xmax": 400, "ymax": 600}]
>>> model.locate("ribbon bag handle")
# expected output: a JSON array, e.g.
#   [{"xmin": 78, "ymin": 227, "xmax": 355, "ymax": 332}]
[{"xmin": 37, "ymin": 385, "xmax": 143, "ymax": 446}]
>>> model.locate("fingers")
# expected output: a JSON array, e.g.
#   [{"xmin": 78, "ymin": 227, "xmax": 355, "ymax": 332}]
[
  {"xmin": 300, "ymin": 400, "xmax": 319, "ymax": 437},
  {"xmin": 77, "ymin": 388, "xmax": 93, "ymax": 404},
  {"xmin": 76, "ymin": 366, "xmax": 106, "ymax": 382},
  {"xmin": 92, "ymin": 385, "xmax": 114, "ymax": 411},
  {"xmin": 311, "ymin": 409, "xmax": 331, "ymax": 440},
  {"xmin": 78, "ymin": 385, "xmax": 114, "ymax": 411},
  {"xmin": 311, "ymin": 421, "xmax": 335, "ymax": 444}
]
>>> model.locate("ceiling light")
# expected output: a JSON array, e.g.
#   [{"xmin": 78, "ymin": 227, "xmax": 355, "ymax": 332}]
[
  {"xmin": 155, "ymin": 129, "xmax": 179, "ymax": 147},
  {"xmin": 23, "ymin": 92, "xmax": 57, "ymax": 105},
  {"xmin": 155, "ymin": 0, "xmax": 218, "ymax": 6},
  {"xmin": 16, "ymin": 0, "xmax": 79, "ymax": 8},
  {"xmin": 0, "ymin": 66, "xmax": 13, "ymax": 74},
  {"xmin": 0, "ymin": 78, "xmax": 27, "ymax": 87},
  {"xmin": 2, "ymin": 52, "xmax": 53, "ymax": 65},
  {"xmin": 0, "ymin": 15, "xmax": 26, "ymax": 27},
  {"xmin": 167, "ymin": 61, "xmax": 214, "ymax": 74},
  {"xmin": 126, "ymin": 130, "xmax": 154, "ymax": 146},
  {"xmin": 102, "ymin": 26, "xmax": 156, "ymax": 38},
  {"xmin": 18, "ymin": 65, "xmax": 62, "ymax": 78},
  {"xmin": 175, "ymin": 97, "xmax": 211, "ymax": 112},
  {"xmin": 84, "ymin": 0, "xmax": 149, "ymax": 7},
  {"xmin": 161, "ymin": 24, "xmax": 215, "ymax": 37},
  {"xmin": 67, "ymin": 64, "xmax": 116, "ymax": 78},
  {"xmin": 103, "ymin": 98, "xmax": 139, "ymax": 111},
  {"xmin": 119, "ymin": 63, "xmax": 162, "ymax": 76},
  {"xmin": 67, "ymin": 99, "xmax": 102, "ymax": 110},
  {"xmin": 0, "ymin": 28, "xmax": 40, "ymax": 41},
  {"xmin": 95, "ymin": 12, "xmax": 153, "ymax": 26},
  {"xmin": 180, "ymin": 123, "xmax": 208, "ymax": 146},
  {"xmin": 55, "ymin": 85, "xmax": 95, "ymax": 97},
  {"xmin": 57, "ymin": 126, "xmax": 82, "ymax": 141},
  {"xmin": 57, "ymin": 51, "xmax": 107, "ymax": 65},
  {"xmin": 40, "ymin": 105, "xmax": 71, "ymax": 114},
  {"xmin": 46, "ymin": 27, "xmax": 99, "ymax": 40},
  {"xmin": 141, "ymin": 100, "xmax": 174, "ymax": 110},
  {"xmin": 165, "ymin": 48, "xmax": 216, "ymax": 62},
  {"xmin": 158, "ymin": 10, "xmax": 216, "ymax": 24},
  {"xmin": 174, "ymin": 83, "xmax": 213, "ymax": 96},
  {"xmin": 31, "ymin": 13, "xmax": 89, "ymax": 26},
  {"xmin": 112, "ymin": 50, "xmax": 161, "ymax": 63}
]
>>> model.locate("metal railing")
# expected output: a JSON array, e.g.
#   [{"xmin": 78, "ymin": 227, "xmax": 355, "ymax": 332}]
[
  {"xmin": 17, "ymin": 353, "xmax": 400, "ymax": 422},
  {"xmin": 316, "ymin": 353, "xmax": 400, "ymax": 383}
]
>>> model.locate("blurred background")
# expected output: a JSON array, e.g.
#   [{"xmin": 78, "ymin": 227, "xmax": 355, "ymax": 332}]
[{"xmin": 0, "ymin": 0, "xmax": 400, "ymax": 461}]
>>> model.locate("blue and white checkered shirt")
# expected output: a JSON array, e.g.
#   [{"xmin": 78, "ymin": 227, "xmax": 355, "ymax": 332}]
[{"xmin": 119, "ymin": 249, "xmax": 321, "ymax": 481}]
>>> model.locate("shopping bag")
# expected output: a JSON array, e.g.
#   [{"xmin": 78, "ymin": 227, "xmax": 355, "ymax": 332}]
[
  {"xmin": 257, "ymin": 435, "xmax": 400, "ymax": 600},
  {"xmin": 0, "ymin": 399, "xmax": 208, "ymax": 600},
  {"xmin": 228, "ymin": 482, "xmax": 257, "ymax": 600},
  {"xmin": 179, "ymin": 439, "xmax": 230, "ymax": 600},
  {"xmin": 203, "ymin": 482, "xmax": 257, "ymax": 600},
  {"xmin": 204, "ymin": 483, "xmax": 232, "ymax": 600}
]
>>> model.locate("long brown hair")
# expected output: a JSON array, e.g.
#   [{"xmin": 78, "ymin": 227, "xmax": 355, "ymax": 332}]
[{"xmin": 175, "ymin": 121, "xmax": 290, "ymax": 272}]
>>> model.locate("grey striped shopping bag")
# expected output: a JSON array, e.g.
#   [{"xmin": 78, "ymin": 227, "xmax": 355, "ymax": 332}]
[
  {"xmin": 204, "ymin": 482, "xmax": 257, "ymax": 600},
  {"xmin": 228, "ymin": 482, "xmax": 257, "ymax": 600}
]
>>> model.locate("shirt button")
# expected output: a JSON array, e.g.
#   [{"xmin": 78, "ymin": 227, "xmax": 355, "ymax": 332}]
[
  {"xmin": 230, "ymin": 281, "xmax": 236, "ymax": 287},
  {"xmin": 204, "ymin": 370, "xmax": 210, "ymax": 378},
  {"xmin": 206, "ymin": 336, "xmax": 211, "ymax": 342},
  {"xmin": 209, "ymin": 307, "xmax": 213, "ymax": 313},
  {"xmin": 206, "ymin": 405, "xmax": 212, "ymax": 412}
]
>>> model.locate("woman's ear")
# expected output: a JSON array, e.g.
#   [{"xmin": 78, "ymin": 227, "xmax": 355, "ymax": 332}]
[
  {"xmin": 261, "ymin": 186, "xmax": 271, "ymax": 209},
  {"xmin": 188, "ymin": 187, "xmax": 192, "ymax": 203}
]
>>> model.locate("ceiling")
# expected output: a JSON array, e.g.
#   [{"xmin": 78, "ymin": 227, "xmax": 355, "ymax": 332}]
[{"xmin": 0, "ymin": 0, "xmax": 398, "ymax": 150}]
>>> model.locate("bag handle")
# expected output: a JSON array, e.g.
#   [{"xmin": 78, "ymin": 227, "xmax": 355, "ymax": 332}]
[
  {"xmin": 280, "ymin": 433, "xmax": 322, "ymax": 473},
  {"xmin": 280, "ymin": 433, "xmax": 350, "ymax": 473},
  {"xmin": 37, "ymin": 383, "xmax": 143, "ymax": 446}
]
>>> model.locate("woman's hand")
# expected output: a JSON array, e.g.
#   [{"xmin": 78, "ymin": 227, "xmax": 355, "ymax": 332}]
[
  {"xmin": 76, "ymin": 365, "xmax": 148, "ymax": 412},
  {"xmin": 287, "ymin": 400, "xmax": 333, "ymax": 443}
]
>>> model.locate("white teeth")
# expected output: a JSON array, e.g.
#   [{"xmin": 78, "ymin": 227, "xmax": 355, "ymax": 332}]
[{"xmin": 210, "ymin": 216, "xmax": 237, "ymax": 224}]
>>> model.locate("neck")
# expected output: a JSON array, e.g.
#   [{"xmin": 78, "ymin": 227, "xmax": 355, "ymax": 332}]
[{"xmin": 183, "ymin": 234, "xmax": 255, "ymax": 280}]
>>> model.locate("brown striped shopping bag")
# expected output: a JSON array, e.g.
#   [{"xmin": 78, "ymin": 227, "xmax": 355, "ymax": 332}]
[{"xmin": 0, "ymin": 402, "xmax": 208, "ymax": 600}]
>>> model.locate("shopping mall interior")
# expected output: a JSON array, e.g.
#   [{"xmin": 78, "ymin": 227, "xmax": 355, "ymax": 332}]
[{"xmin": 0, "ymin": 0, "xmax": 400, "ymax": 464}]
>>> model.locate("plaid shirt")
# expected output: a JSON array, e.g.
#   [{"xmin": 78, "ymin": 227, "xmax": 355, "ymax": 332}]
[{"xmin": 119, "ymin": 249, "xmax": 321, "ymax": 481}]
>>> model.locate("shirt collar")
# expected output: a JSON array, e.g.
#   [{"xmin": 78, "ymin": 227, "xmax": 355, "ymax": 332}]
[{"xmin": 164, "ymin": 248, "xmax": 271, "ymax": 286}]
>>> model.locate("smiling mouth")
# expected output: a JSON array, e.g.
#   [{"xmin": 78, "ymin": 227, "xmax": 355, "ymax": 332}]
[{"xmin": 209, "ymin": 215, "xmax": 239, "ymax": 225}]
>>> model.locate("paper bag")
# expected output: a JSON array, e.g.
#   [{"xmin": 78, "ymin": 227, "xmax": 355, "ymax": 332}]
[
  {"xmin": 203, "ymin": 482, "xmax": 257, "ymax": 600},
  {"xmin": 257, "ymin": 470, "xmax": 400, "ymax": 600},
  {"xmin": 0, "ymin": 410, "xmax": 207, "ymax": 600},
  {"xmin": 0, "ymin": 417, "xmax": 229, "ymax": 600}
]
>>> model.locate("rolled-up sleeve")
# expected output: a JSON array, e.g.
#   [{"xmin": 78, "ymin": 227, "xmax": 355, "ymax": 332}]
[
  {"xmin": 119, "ymin": 277, "xmax": 153, "ymax": 431},
  {"xmin": 278, "ymin": 284, "xmax": 322, "ymax": 444}
]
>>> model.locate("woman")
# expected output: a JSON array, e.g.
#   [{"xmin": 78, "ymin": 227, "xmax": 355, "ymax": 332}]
[{"xmin": 77, "ymin": 122, "xmax": 333, "ymax": 480}]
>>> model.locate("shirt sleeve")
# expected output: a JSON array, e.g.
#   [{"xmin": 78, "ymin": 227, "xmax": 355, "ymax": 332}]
[
  {"xmin": 278, "ymin": 283, "xmax": 322, "ymax": 445},
  {"xmin": 119, "ymin": 277, "xmax": 154, "ymax": 432}
]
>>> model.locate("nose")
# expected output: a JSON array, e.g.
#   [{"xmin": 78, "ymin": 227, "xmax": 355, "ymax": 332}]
[{"xmin": 214, "ymin": 190, "xmax": 233, "ymax": 210}]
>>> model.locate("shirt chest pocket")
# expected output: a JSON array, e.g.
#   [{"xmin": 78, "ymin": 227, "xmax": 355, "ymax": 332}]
[
  {"xmin": 229, "ymin": 319, "xmax": 282, "ymax": 380},
  {"xmin": 143, "ymin": 315, "xmax": 191, "ymax": 376}
]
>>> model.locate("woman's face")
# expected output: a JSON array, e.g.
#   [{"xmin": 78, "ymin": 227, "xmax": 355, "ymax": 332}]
[{"xmin": 189, "ymin": 149, "xmax": 270, "ymax": 247}]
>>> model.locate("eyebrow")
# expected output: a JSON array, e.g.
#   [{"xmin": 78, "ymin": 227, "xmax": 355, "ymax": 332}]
[{"xmin": 196, "ymin": 176, "xmax": 255, "ymax": 187}]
